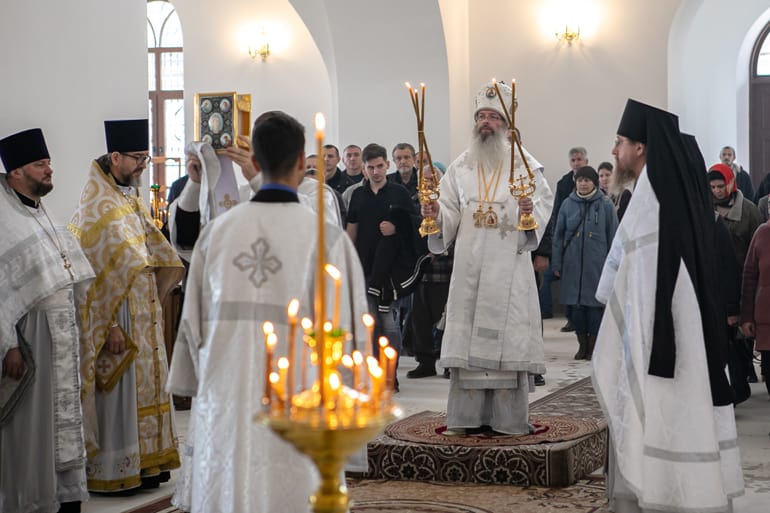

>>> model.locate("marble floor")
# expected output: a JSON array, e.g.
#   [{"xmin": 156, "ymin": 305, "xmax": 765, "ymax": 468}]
[{"xmin": 83, "ymin": 318, "xmax": 770, "ymax": 513}]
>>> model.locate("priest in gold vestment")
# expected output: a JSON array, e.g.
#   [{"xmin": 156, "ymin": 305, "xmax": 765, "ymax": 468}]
[{"xmin": 68, "ymin": 119, "xmax": 184, "ymax": 492}]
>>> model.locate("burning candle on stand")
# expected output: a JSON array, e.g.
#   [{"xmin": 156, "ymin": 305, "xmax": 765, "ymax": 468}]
[
  {"xmin": 384, "ymin": 346, "xmax": 397, "ymax": 396},
  {"xmin": 362, "ymin": 313, "xmax": 374, "ymax": 354},
  {"xmin": 324, "ymin": 264, "xmax": 342, "ymax": 328},
  {"xmin": 511, "ymin": 79, "xmax": 516, "ymax": 137},
  {"xmin": 378, "ymin": 336, "xmax": 389, "ymax": 369},
  {"xmin": 352, "ymin": 350, "xmax": 364, "ymax": 392},
  {"xmin": 278, "ymin": 357, "xmax": 290, "ymax": 408},
  {"xmin": 262, "ymin": 321, "xmax": 275, "ymax": 406},
  {"xmin": 300, "ymin": 317, "xmax": 313, "ymax": 390},
  {"xmin": 314, "ymin": 112, "xmax": 328, "ymax": 405},
  {"xmin": 287, "ymin": 299, "xmax": 299, "ymax": 403}
]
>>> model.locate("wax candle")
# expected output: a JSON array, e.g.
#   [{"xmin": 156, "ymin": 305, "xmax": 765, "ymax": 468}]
[
  {"xmin": 287, "ymin": 299, "xmax": 299, "ymax": 399},
  {"xmin": 378, "ymin": 337, "xmax": 388, "ymax": 369},
  {"xmin": 384, "ymin": 346, "xmax": 397, "ymax": 396},
  {"xmin": 263, "ymin": 322, "xmax": 275, "ymax": 406},
  {"xmin": 352, "ymin": 350, "xmax": 364, "ymax": 392},
  {"xmin": 314, "ymin": 112, "xmax": 328, "ymax": 405},
  {"xmin": 278, "ymin": 357, "xmax": 290, "ymax": 409},
  {"xmin": 324, "ymin": 264, "xmax": 342, "ymax": 328},
  {"xmin": 362, "ymin": 314, "xmax": 374, "ymax": 354}
]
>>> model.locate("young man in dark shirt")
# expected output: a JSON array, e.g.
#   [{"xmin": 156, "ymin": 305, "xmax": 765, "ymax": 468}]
[{"xmin": 347, "ymin": 143, "xmax": 419, "ymax": 387}]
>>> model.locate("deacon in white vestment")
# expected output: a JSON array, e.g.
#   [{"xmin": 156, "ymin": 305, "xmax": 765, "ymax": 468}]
[
  {"xmin": 422, "ymin": 82, "xmax": 553, "ymax": 435},
  {"xmin": 593, "ymin": 99, "xmax": 743, "ymax": 513},
  {"xmin": 0, "ymin": 129, "xmax": 94, "ymax": 513},
  {"xmin": 167, "ymin": 111, "xmax": 369, "ymax": 513}
]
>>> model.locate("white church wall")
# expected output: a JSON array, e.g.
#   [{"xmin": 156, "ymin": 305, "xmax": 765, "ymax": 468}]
[
  {"xmin": 670, "ymin": 0, "xmax": 770, "ymax": 175},
  {"xmin": 173, "ymin": 0, "xmax": 333, "ymax": 162},
  {"xmin": 0, "ymin": 0, "xmax": 147, "ymax": 221},
  {"xmin": 461, "ymin": 0, "xmax": 680, "ymax": 183}
]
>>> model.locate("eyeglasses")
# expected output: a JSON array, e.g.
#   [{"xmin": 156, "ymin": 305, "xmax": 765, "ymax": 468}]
[
  {"xmin": 476, "ymin": 112, "xmax": 503, "ymax": 122},
  {"xmin": 120, "ymin": 152, "xmax": 152, "ymax": 164}
]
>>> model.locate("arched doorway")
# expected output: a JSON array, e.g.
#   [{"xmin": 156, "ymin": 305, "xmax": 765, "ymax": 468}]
[{"xmin": 750, "ymin": 22, "xmax": 770, "ymax": 192}]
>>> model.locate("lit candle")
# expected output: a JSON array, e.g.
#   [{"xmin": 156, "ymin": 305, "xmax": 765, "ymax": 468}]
[
  {"xmin": 384, "ymin": 346, "xmax": 397, "ymax": 397},
  {"xmin": 378, "ymin": 336, "xmax": 389, "ymax": 369},
  {"xmin": 362, "ymin": 313, "xmax": 374, "ymax": 354},
  {"xmin": 329, "ymin": 371, "xmax": 341, "ymax": 411},
  {"xmin": 278, "ymin": 357, "xmax": 290, "ymax": 408},
  {"xmin": 262, "ymin": 322, "xmax": 275, "ymax": 406},
  {"xmin": 352, "ymin": 350, "xmax": 364, "ymax": 392},
  {"xmin": 342, "ymin": 354, "xmax": 357, "ymax": 392},
  {"xmin": 300, "ymin": 317, "xmax": 313, "ymax": 390},
  {"xmin": 314, "ymin": 112, "xmax": 328, "ymax": 405},
  {"xmin": 287, "ymin": 298, "xmax": 299, "ymax": 400},
  {"xmin": 269, "ymin": 372, "xmax": 282, "ymax": 410},
  {"xmin": 324, "ymin": 264, "xmax": 342, "ymax": 328}
]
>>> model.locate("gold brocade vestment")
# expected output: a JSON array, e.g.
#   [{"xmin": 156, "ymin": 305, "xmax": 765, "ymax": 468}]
[{"xmin": 69, "ymin": 161, "xmax": 184, "ymax": 490}]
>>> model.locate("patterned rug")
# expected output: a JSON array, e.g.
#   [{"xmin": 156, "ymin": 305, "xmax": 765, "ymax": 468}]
[
  {"xmin": 364, "ymin": 377, "xmax": 607, "ymax": 487},
  {"xmin": 123, "ymin": 478, "xmax": 609, "ymax": 513},
  {"xmin": 348, "ymin": 476, "xmax": 609, "ymax": 513},
  {"xmin": 386, "ymin": 412, "xmax": 604, "ymax": 447}
]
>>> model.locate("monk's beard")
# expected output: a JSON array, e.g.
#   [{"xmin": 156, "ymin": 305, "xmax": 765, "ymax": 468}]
[
  {"xmin": 609, "ymin": 161, "xmax": 636, "ymax": 197},
  {"xmin": 469, "ymin": 126, "xmax": 507, "ymax": 170},
  {"xmin": 130, "ymin": 174, "xmax": 142, "ymax": 188}
]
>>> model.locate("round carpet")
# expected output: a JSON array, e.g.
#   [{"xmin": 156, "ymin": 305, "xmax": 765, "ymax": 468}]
[{"xmin": 385, "ymin": 412, "xmax": 604, "ymax": 447}]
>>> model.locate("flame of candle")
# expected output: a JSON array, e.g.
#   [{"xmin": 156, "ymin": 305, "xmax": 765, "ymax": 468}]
[
  {"xmin": 324, "ymin": 321, "xmax": 332, "ymax": 333},
  {"xmin": 492, "ymin": 77, "xmax": 497, "ymax": 84},
  {"xmin": 288, "ymin": 298, "xmax": 299, "ymax": 319},
  {"xmin": 366, "ymin": 355, "xmax": 379, "ymax": 370},
  {"xmin": 405, "ymin": 81, "xmax": 412, "ymax": 89},
  {"xmin": 278, "ymin": 357, "xmax": 289, "ymax": 370},
  {"xmin": 384, "ymin": 346, "xmax": 397, "ymax": 360},
  {"xmin": 267, "ymin": 333, "xmax": 278, "ymax": 348},
  {"xmin": 378, "ymin": 337, "xmax": 389, "ymax": 349},
  {"xmin": 342, "ymin": 354, "xmax": 354, "ymax": 368},
  {"xmin": 370, "ymin": 366, "xmax": 383, "ymax": 379},
  {"xmin": 324, "ymin": 264, "xmax": 341, "ymax": 281},
  {"xmin": 362, "ymin": 314, "xmax": 374, "ymax": 329},
  {"xmin": 263, "ymin": 321, "xmax": 274, "ymax": 335},
  {"xmin": 269, "ymin": 372, "xmax": 279, "ymax": 384},
  {"xmin": 300, "ymin": 317, "xmax": 313, "ymax": 331},
  {"xmin": 352, "ymin": 350, "xmax": 364, "ymax": 365},
  {"xmin": 329, "ymin": 372, "xmax": 341, "ymax": 391},
  {"xmin": 315, "ymin": 112, "xmax": 326, "ymax": 132}
]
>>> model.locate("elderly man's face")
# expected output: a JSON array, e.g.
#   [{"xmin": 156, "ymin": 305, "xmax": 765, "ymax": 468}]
[
  {"xmin": 474, "ymin": 109, "xmax": 505, "ymax": 140},
  {"xmin": 393, "ymin": 148, "xmax": 415, "ymax": 174},
  {"xmin": 720, "ymin": 148, "xmax": 735, "ymax": 166}
]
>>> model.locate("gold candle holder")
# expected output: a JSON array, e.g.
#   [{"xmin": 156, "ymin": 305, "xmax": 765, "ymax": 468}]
[
  {"xmin": 405, "ymin": 82, "xmax": 441, "ymax": 237},
  {"xmin": 149, "ymin": 183, "xmax": 165, "ymax": 229},
  {"xmin": 256, "ymin": 112, "xmax": 401, "ymax": 513},
  {"xmin": 491, "ymin": 79, "xmax": 538, "ymax": 231}
]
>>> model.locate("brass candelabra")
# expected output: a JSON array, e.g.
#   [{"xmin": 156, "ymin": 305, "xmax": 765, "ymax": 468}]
[
  {"xmin": 405, "ymin": 82, "xmax": 441, "ymax": 237},
  {"xmin": 491, "ymin": 79, "xmax": 538, "ymax": 231},
  {"xmin": 149, "ymin": 183, "xmax": 167, "ymax": 229},
  {"xmin": 255, "ymin": 113, "xmax": 400, "ymax": 513}
]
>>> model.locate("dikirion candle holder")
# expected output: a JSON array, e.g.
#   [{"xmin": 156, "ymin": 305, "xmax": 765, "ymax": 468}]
[{"xmin": 254, "ymin": 112, "xmax": 400, "ymax": 513}]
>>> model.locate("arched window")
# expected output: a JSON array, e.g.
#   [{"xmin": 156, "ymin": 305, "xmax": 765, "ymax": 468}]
[
  {"xmin": 749, "ymin": 22, "xmax": 770, "ymax": 190},
  {"xmin": 148, "ymin": 0, "xmax": 184, "ymax": 190}
]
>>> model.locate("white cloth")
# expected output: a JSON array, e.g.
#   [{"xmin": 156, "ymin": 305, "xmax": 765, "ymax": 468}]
[
  {"xmin": 427, "ymin": 144, "xmax": 553, "ymax": 432},
  {"xmin": 167, "ymin": 199, "xmax": 369, "ymax": 513},
  {"xmin": 593, "ymin": 167, "xmax": 744, "ymax": 512}
]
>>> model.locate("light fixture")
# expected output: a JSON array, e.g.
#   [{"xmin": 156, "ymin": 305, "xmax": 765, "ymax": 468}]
[
  {"xmin": 248, "ymin": 28, "xmax": 270, "ymax": 61},
  {"xmin": 556, "ymin": 24, "xmax": 580, "ymax": 45}
]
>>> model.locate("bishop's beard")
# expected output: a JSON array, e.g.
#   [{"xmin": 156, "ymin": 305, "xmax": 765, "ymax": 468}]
[{"xmin": 469, "ymin": 126, "xmax": 507, "ymax": 171}]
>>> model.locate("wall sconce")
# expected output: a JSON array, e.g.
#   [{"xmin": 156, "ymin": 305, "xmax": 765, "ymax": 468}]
[
  {"xmin": 556, "ymin": 25, "xmax": 580, "ymax": 45},
  {"xmin": 248, "ymin": 28, "xmax": 270, "ymax": 61}
]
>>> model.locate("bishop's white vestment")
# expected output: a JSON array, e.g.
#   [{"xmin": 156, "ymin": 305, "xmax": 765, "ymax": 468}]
[{"xmin": 428, "ymin": 145, "xmax": 553, "ymax": 434}]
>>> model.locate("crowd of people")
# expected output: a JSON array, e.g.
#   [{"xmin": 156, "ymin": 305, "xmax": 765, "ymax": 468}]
[{"xmin": 2, "ymin": 84, "xmax": 768, "ymax": 512}]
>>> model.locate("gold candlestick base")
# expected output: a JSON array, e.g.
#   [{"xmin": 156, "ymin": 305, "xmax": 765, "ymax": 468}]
[
  {"xmin": 257, "ymin": 408, "xmax": 398, "ymax": 513},
  {"xmin": 517, "ymin": 212, "xmax": 538, "ymax": 231},
  {"xmin": 419, "ymin": 217, "xmax": 441, "ymax": 237}
]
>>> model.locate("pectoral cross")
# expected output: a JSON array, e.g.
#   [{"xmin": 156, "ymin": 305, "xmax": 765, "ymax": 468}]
[{"xmin": 60, "ymin": 252, "xmax": 74, "ymax": 280}]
